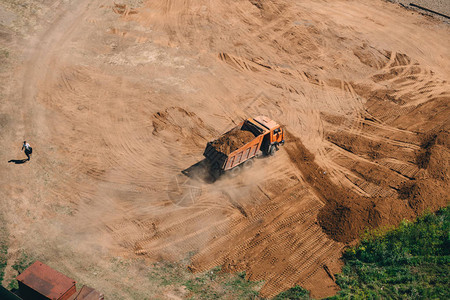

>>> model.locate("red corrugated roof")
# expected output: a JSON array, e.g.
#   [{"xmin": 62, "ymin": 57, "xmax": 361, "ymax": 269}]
[{"xmin": 16, "ymin": 261, "xmax": 76, "ymax": 299}]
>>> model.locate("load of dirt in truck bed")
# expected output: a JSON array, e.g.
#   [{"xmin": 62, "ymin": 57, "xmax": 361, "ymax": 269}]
[{"xmin": 211, "ymin": 128, "xmax": 256, "ymax": 155}]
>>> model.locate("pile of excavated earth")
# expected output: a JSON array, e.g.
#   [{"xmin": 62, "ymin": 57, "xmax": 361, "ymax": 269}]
[
  {"xmin": 285, "ymin": 130, "xmax": 449, "ymax": 244},
  {"xmin": 211, "ymin": 128, "xmax": 256, "ymax": 155}
]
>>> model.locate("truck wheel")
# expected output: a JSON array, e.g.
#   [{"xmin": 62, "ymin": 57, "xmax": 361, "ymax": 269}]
[
  {"xmin": 268, "ymin": 145, "xmax": 277, "ymax": 156},
  {"xmin": 229, "ymin": 165, "xmax": 242, "ymax": 177},
  {"xmin": 243, "ymin": 159, "xmax": 254, "ymax": 170},
  {"xmin": 210, "ymin": 168, "xmax": 221, "ymax": 181}
]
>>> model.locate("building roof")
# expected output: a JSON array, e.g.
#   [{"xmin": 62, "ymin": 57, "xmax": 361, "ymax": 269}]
[{"xmin": 16, "ymin": 261, "xmax": 76, "ymax": 299}]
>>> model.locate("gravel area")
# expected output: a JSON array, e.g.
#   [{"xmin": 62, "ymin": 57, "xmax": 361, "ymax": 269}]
[{"xmin": 389, "ymin": 0, "xmax": 450, "ymax": 21}]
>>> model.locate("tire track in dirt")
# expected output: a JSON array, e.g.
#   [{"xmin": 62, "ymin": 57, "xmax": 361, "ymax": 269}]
[
  {"xmin": 21, "ymin": 0, "xmax": 99, "ymax": 135},
  {"xmin": 4, "ymin": 0, "xmax": 448, "ymax": 298},
  {"xmin": 188, "ymin": 187, "xmax": 311, "ymax": 268},
  {"xmin": 319, "ymin": 45, "xmax": 449, "ymax": 204},
  {"xmin": 19, "ymin": 4, "xmax": 116, "ymax": 219},
  {"xmin": 104, "ymin": 1, "xmax": 447, "ymax": 297},
  {"xmin": 8, "ymin": 0, "xmax": 106, "ymax": 219},
  {"xmin": 108, "ymin": 151, "xmax": 302, "ymax": 260},
  {"xmin": 189, "ymin": 185, "xmax": 344, "ymax": 298}
]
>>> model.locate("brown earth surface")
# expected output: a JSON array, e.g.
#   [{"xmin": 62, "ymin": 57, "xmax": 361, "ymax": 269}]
[
  {"xmin": 0, "ymin": 0, "xmax": 449, "ymax": 299},
  {"xmin": 211, "ymin": 128, "xmax": 256, "ymax": 155}
]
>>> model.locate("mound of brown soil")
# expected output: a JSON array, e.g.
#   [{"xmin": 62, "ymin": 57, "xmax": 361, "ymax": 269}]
[
  {"xmin": 318, "ymin": 200, "xmax": 384, "ymax": 243},
  {"xmin": 417, "ymin": 129, "xmax": 450, "ymax": 182},
  {"xmin": 326, "ymin": 131, "xmax": 415, "ymax": 161},
  {"xmin": 211, "ymin": 128, "xmax": 255, "ymax": 155},
  {"xmin": 285, "ymin": 127, "xmax": 450, "ymax": 243},
  {"xmin": 285, "ymin": 131, "xmax": 416, "ymax": 243},
  {"xmin": 427, "ymin": 146, "xmax": 449, "ymax": 182},
  {"xmin": 398, "ymin": 179, "xmax": 448, "ymax": 214}
]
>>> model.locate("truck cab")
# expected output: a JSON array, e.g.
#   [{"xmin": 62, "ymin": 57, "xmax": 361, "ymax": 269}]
[{"xmin": 250, "ymin": 116, "xmax": 284, "ymax": 155}]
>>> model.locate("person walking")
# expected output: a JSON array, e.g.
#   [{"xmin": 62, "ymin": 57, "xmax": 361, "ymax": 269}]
[{"xmin": 22, "ymin": 141, "xmax": 32, "ymax": 161}]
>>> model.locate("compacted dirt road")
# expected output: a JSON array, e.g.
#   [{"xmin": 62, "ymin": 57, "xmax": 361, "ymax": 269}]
[{"xmin": 0, "ymin": 0, "xmax": 448, "ymax": 298}]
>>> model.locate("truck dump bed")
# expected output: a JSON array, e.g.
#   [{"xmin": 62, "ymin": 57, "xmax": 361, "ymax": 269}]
[
  {"xmin": 210, "ymin": 127, "xmax": 256, "ymax": 155},
  {"xmin": 204, "ymin": 120, "xmax": 266, "ymax": 172}
]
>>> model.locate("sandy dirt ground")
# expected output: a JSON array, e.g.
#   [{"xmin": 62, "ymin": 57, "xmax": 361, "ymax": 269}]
[{"xmin": 0, "ymin": 0, "xmax": 449, "ymax": 298}]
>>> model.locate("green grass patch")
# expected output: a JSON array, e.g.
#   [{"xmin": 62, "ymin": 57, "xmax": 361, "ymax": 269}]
[
  {"xmin": 11, "ymin": 251, "xmax": 34, "ymax": 274},
  {"xmin": 147, "ymin": 257, "xmax": 263, "ymax": 299},
  {"xmin": 330, "ymin": 206, "xmax": 449, "ymax": 299},
  {"xmin": 7, "ymin": 250, "xmax": 35, "ymax": 290},
  {"xmin": 223, "ymin": 271, "xmax": 260, "ymax": 298},
  {"xmin": 273, "ymin": 285, "xmax": 310, "ymax": 299}
]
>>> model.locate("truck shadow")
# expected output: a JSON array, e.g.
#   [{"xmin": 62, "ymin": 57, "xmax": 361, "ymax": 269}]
[{"xmin": 182, "ymin": 159, "xmax": 215, "ymax": 183}]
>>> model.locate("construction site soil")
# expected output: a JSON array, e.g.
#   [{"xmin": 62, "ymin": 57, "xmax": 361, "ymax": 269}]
[
  {"xmin": 0, "ymin": 0, "xmax": 448, "ymax": 298},
  {"xmin": 211, "ymin": 128, "xmax": 256, "ymax": 155}
]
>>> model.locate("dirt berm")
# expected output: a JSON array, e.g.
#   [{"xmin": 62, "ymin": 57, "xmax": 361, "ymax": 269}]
[
  {"xmin": 284, "ymin": 130, "xmax": 448, "ymax": 243},
  {"xmin": 211, "ymin": 128, "xmax": 255, "ymax": 155}
]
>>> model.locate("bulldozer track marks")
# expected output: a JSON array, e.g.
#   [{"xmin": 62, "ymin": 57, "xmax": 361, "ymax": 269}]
[
  {"xmin": 3, "ymin": 0, "xmax": 448, "ymax": 298},
  {"xmin": 218, "ymin": 52, "xmax": 260, "ymax": 73},
  {"xmin": 124, "ymin": 185, "xmax": 312, "ymax": 259},
  {"xmin": 189, "ymin": 185, "xmax": 344, "ymax": 297},
  {"xmin": 378, "ymin": 158, "xmax": 419, "ymax": 179},
  {"xmin": 190, "ymin": 188, "xmax": 313, "ymax": 265},
  {"xmin": 260, "ymin": 232, "xmax": 342, "ymax": 296}
]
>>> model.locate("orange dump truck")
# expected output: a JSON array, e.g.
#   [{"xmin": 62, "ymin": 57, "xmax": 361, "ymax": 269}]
[{"xmin": 204, "ymin": 116, "xmax": 284, "ymax": 177}]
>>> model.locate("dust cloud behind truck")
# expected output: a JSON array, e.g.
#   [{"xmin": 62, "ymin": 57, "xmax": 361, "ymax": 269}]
[{"xmin": 203, "ymin": 116, "xmax": 284, "ymax": 177}]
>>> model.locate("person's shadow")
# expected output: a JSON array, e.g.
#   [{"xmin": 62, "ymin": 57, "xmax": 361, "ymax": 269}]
[{"xmin": 8, "ymin": 158, "xmax": 28, "ymax": 164}]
